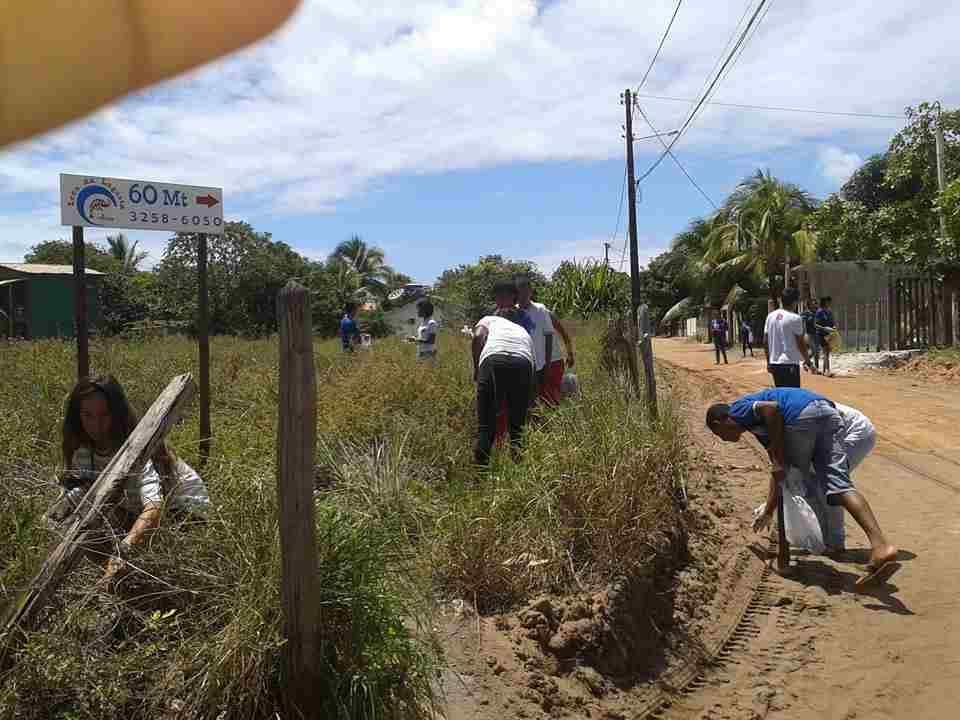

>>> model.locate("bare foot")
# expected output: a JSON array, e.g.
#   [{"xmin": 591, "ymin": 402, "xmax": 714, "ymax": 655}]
[{"xmin": 869, "ymin": 543, "xmax": 898, "ymax": 569}]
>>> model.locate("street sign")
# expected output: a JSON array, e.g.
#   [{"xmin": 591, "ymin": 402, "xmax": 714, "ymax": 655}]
[{"xmin": 60, "ymin": 174, "xmax": 224, "ymax": 235}]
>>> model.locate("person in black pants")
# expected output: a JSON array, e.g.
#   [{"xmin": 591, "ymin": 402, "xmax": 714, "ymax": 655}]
[
  {"xmin": 472, "ymin": 301, "xmax": 536, "ymax": 466},
  {"xmin": 739, "ymin": 319, "xmax": 754, "ymax": 357},
  {"xmin": 711, "ymin": 313, "xmax": 729, "ymax": 364}
]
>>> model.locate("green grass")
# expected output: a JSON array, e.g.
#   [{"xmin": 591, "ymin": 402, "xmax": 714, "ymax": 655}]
[{"xmin": 0, "ymin": 327, "xmax": 688, "ymax": 718}]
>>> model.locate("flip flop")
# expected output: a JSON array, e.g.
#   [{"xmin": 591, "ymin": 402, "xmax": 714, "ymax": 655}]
[{"xmin": 854, "ymin": 561, "xmax": 901, "ymax": 591}]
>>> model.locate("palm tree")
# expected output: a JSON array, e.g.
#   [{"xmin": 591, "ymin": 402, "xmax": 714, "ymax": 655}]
[
  {"xmin": 704, "ymin": 170, "xmax": 817, "ymax": 304},
  {"xmin": 106, "ymin": 233, "xmax": 148, "ymax": 273},
  {"xmin": 327, "ymin": 235, "xmax": 394, "ymax": 295}
]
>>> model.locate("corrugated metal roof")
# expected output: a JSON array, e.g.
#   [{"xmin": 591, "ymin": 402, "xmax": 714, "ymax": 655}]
[{"xmin": 0, "ymin": 263, "xmax": 105, "ymax": 276}]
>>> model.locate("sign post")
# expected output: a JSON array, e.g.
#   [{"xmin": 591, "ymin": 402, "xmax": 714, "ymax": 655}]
[
  {"xmin": 60, "ymin": 174, "xmax": 223, "ymax": 461},
  {"xmin": 71, "ymin": 225, "xmax": 89, "ymax": 380}
]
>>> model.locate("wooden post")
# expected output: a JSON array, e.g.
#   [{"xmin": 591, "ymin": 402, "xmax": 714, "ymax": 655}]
[
  {"xmin": 876, "ymin": 300, "xmax": 881, "ymax": 351},
  {"xmin": 888, "ymin": 280, "xmax": 896, "ymax": 351},
  {"xmin": 198, "ymin": 233, "xmax": 211, "ymax": 466},
  {"xmin": 276, "ymin": 281, "xmax": 321, "ymax": 719},
  {"xmin": 1, "ymin": 374, "xmax": 196, "ymax": 664},
  {"xmin": 6, "ymin": 283, "xmax": 12, "ymax": 338},
  {"xmin": 932, "ymin": 280, "xmax": 940, "ymax": 347},
  {"xmin": 638, "ymin": 304, "xmax": 658, "ymax": 418},
  {"xmin": 855, "ymin": 304, "xmax": 860, "ymax": 351},
  {"xmin": 894, "ymin": 281, "xmax": 902, "ymax": 350},
  {"xmin": 72, "ymin": 225, "xmax": 89, "ymax": 380}
]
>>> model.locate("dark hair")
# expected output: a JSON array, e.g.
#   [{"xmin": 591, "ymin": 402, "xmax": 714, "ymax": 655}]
[
  {"xmin": 514, "ymin": 274, "xmax": 531, "ymax": 290},
  {"xmin": 492, "ymin": 280, "xmax": 517, "ymax": 299},
  {"xmin": 344, "ymin": 303, "xmax": 357, "ymax": 315},
  {"xmin": 495, "ymin": 307, "xmax": 525, "ymax": 326},
  {"xmin": 62, "ymin": 375, "xmax": 175, "ymax": 482},
  {"xmin": 781, "ymin": 288, "xmax": 800, "ymax": 306},
  {"xmin": 417, "ymin": 299, "xmax": 434, "ymax": 318},
  {"xmin": 820, "ymin": 296, "xmax": 832, "ymax": 305},
  {"xmin": 705, "ymin": 403, "xmax": 731, "ymax": 427}
]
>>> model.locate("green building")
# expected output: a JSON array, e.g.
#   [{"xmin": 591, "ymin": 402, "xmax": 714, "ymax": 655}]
[{"xmin": 0, "ymin": 263, "xmax": 104, "ymax": 339}]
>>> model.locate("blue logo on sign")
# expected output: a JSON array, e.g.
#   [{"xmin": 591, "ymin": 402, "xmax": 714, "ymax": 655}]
[{"xmin": 76, "ymin": 184, "xmax": 119, "ymax": 224}]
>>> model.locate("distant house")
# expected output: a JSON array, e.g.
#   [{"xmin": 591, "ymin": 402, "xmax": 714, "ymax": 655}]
[
  {"xmin": 0, "ymin": 263, "xmax": 104, "ymax": 339},
  {"xmin": 382, "ymin": 283, "xmax": 444, "ymax": 335}
]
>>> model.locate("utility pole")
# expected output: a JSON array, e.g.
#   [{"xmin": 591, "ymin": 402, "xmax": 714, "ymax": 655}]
[
  {"xmin": 603, "ymin": 242, "xmax": 611, "ymax": 267},
  {"xmin": 623, "ymin": 89, "xmax": 641, "ymax": 331},
  {"xmin": 935, "ymin": 102, "xmax": 949, "ymax": 245}
]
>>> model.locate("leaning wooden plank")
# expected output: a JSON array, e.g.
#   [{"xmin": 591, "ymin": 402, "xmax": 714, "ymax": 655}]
[{"xmin": 0, "ymin": 373, "xmax": 196, "ymax": 664}]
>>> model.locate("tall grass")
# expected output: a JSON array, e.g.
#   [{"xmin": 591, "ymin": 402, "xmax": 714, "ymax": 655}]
[{"xmin": 0, "ymin": 326, "xmax": 688, "ymax": 717}]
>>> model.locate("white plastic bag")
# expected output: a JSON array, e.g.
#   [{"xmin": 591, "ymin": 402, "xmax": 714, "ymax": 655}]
[
  {"xmin": 753, "ymin": 469, "xmax": 825, "ymax": 554},
  {"xmin": 782, "ymin": 491, "xmax": 825, "ymax": 554}
]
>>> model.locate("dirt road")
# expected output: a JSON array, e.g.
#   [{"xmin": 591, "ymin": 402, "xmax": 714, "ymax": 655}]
[{"xmin": 654, "ymin": 338, "xmax": 960, "ymax": 720}]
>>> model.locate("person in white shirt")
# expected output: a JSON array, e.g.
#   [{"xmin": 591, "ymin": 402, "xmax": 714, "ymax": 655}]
[
  {"xmin": 515, "ymin": 275, "xmax": 575, "ymax": 405},
  {"xmin": 472, "ymin": 282, "xmax": 536, "ymax": 465},
  {"xmin": 812, "ymin": 403, "xmax": 877, "ymax": 553},
  {"xmin": 49, "ymin": 375, "xmax": 210, "ymax": 588},
  {"xmin": 764, "ymin": 287, "xmax": 817, "ymax": 387},
  {"xmin": 408, "ymin": 299, "xmax": 438, "ymax": 360}
]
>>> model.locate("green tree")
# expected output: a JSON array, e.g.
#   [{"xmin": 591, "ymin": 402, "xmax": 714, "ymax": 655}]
[
  {"xmin": 542, "ymin": 260, "xmax": 630, "ymax": 319},
  {"xmin": 328, "ymin": 235, "xmax": 394, "ymax": 296},
  {"xmin": 154, "ymin": 222, "xmax": 313, "ymax": 335},
  {"xmin": 704, "ymin": 170, "xmax": 817, "ymax": 303},
  {"xmin": 106, "ymin": 232, "xmax": 148, "ymax": 273},
  {"xmin": 24, "ymin": 239, "xmax": 120, "ymax": 273},
  {"xmin": 434, "ymin": 255, "xmax": 547, "ymax": 323}
]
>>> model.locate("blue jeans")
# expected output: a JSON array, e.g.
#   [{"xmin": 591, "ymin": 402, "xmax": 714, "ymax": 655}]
[{"xmin": 783, "ymin": 400, "xmax": 854, "ymax": 549}]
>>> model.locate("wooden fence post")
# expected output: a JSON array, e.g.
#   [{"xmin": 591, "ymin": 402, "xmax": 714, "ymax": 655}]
[
  {"xmin": 276, "ymin": 281, "xmax": 321, "ymax": 719},
  {"xmin": 1, "ymin": 374, "xmax": 196, "ymax": 664},
  {"xmin": 638, "ymin": 305, "xmax": 658, "ymax": 419},
  {"xmin": 198, "ymin": 233, "xmax": 211, "ymax": 467}
]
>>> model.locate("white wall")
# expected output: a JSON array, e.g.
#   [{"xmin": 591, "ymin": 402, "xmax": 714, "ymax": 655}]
[{"xmin": 384, "ymin": 303, "xmax": 443, "ymax": 336}]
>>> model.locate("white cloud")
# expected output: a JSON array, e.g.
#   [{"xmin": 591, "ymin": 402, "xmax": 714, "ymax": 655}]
[
  {"xmin": 532, "ymin": 236, "xmax": 667, "ymax": 275},
  {"xmin": 818, "ymin": 146, "xmax": 864, "ymax": 187},
  {"xmin": 2, "ymin": 0, "xmax": 960, "ymax": 262}
]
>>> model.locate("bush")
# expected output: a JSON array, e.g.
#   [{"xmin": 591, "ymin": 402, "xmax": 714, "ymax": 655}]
[{"xmin": 0, "ymin": 326, "xmax": 687, "ymax": 716}]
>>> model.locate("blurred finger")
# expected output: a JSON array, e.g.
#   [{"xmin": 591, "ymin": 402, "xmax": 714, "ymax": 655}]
[{"xmin": 1, "ymin": 0, "xmax": 301, "ymax": 147}]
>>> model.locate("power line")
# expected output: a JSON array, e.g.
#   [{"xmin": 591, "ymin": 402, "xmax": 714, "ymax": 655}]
[
  {"xmin": 635, "ymin": 0, "xmax": 772, "ymax": 185},
  {"xmin": 635, "ymin": 103, "xmax": 718, "ymax": 209},
  {"xmin": 636, "ymin": 0, "xmax": 685, "ymax": 92},
  {"xmin": 633, "ymin": 93, "xmax": 904, "ymax": 120},
  {"xmin": 616, "ymin": 0, "xmax": 684, "ymax": 272},
  {"xmin": 610, "ymin": 163, "xmax": 627, "ymax": 270}
]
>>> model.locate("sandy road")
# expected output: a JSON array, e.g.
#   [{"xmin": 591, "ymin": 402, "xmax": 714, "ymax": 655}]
[{"xmin": 654, "ymin": 338, "xmax": 960, "ymax": 720}]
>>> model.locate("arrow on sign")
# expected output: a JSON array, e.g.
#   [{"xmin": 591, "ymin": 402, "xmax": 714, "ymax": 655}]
[{"xmin": 196, "ymin": 194, "xmax": 219, "ymax": 207}]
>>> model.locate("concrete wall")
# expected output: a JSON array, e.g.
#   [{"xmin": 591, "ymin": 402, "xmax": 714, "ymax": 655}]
[{"xmin": 384, "ymin": 302, "xmax": 444, "ymax": 336}]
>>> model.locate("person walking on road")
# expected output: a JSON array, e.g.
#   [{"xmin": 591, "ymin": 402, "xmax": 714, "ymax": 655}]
[
  {"xmin": 815, "ymin": 296, "xmax": 836, "ymax": 375},
  {"xmin": 802, "ymin": 298, "xmax": 820, "ymax": 369},
  {"xmin": 764, "ymin": 288, "xmax": 816, "ymax": 387},
  {"xmin": 705, "ymin": 387, "xmax": 898, "ymax": 587},
  {"xmin": 711, "ymin": 312, "xmax": 729, "ymax": 365},
  {"xmin": 472, "ymin": 298, "xmax": 536, "ymax": 466},
  {"xmin": 739, "ymin": 319, "xmax": 754, "ymax": 357}
]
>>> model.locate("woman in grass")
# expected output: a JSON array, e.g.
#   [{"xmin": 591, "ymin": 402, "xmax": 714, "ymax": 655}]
[
  {"xmin": 409, "ymin": 299, "xmax": 438, "ymax": 360},
  {"xmin": 50, "ymin": 375, "xmax": 210, "ymax": 585}
]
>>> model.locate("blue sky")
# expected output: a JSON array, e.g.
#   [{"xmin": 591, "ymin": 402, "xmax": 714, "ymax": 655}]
[{"xmin": 1, "ymin": 0, "xmax": 957, "ymax": 281}]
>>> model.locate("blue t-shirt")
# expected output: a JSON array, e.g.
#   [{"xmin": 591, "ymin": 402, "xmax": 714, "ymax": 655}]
[
  {"xmin": 729, "ymin": 388, "xmax": 829, "ymax": 429},
  {"xmin": 340, "ymin": 316, "xmax": 359, "ymax": 348},
  {"xmin": 515, "ymin": 309, "xmax": 535, "ymax": 336},
  {"xmin": 814, "ymin": 308, "xmax": 835, "ymax": 337}
]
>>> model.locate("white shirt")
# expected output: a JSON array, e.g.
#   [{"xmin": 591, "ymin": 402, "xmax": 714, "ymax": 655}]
[
  {"xmin": 764, "ymin": 308, "xmax": 805, "ymax": 365},
  {"xmin": 475, "ymin": 315, "xmax": 535, "ymax": 368},
  {"xmin": 520, "ymin": 301, "xmax": 556, "ymax": 370},
  {"xmin": 416, "ymin": 318, "xmax": 438, "ymax": 358},
  {"xmin": 72, "ymin": 447, "xmax": 210, "ymax": 515},
  {"xmin": 835, "ymin": 404, "xmax": 876, "ymax": 471}
]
